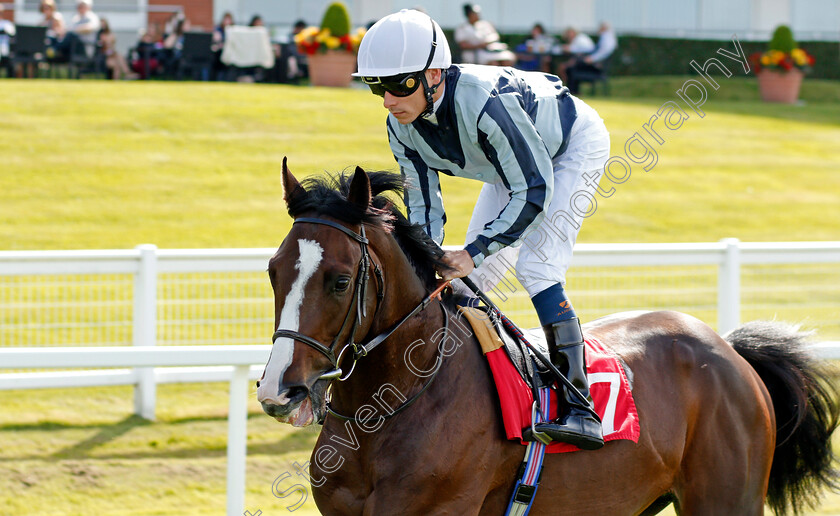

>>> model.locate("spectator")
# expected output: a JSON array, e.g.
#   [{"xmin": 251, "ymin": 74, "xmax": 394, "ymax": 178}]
[
  {"xmin": 213, "ymin": 11, "xmax": 234, "ymax": 48},
  {"xmin": 556, "ymin": 27, "xmax": 594, "ymax": 82},
  {"xmin": 289, "ymin": 19, "xmax": 308, "ymax": 79},
  {"xmin": 99, "ymin": 17, "xmax": 136, "ymax": 80},
  {"xmin": 163, "ymin": 17, "xmax": 190, "ymax": 75},
  {"xmin": 39, "ymin": 0, "xmax": 68, "ymax": 61},
  {"xmin": 0, "ymin": 4, "xmax": 15, "ymax": 77},
  {"xmin": 560, "ymin": 27, "xmax": 595, "ymax": 54},
  {"xmin": 212, "ymin": 11, "xmax": 234, "ymax": 80},
  {"xmin": 163, "ymin": 18, "xmax": 189, "ymax": 52},
  {"xmin": 586, "ymin": 22, "xmax": 617, "ymax": 64},
  {"xmin": 240, "ymin": 15, "xmax": 267, "ymax": 82},
  {"xmin": 515, "ymin": 23, "xmax": 555, "ymax": 72},
  {"xmin": 130, "ymin": 24, "xmax": 163, "ymax": 79},
  {"xmin": 566, "ymin": 22, "xmax": 617, "ymax": 94},
  {"xmin": 68, "ymin": 0, "xmax": 101, "ymax": 58},
  {"xmin": 162, "ymin": 10, "xmax": 184, "ymax": 41},
  {"xmin": 454, "ymin": 3, "xmax": 515, "ymax": 66}
]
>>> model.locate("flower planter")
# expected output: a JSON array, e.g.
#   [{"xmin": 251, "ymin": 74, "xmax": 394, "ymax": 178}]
[
  {"xmin": 757, "ymin": 69, "xmax": 803, "ymax": 104},
  {"xmin": 308, "ymin": 50, "xmax": 357, "ymax": 88}
]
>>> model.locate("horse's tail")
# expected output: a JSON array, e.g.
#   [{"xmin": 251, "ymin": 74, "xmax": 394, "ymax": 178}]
[{"xmin": 724, "ymin": 321, "xmax": 840, "ymax": 516}]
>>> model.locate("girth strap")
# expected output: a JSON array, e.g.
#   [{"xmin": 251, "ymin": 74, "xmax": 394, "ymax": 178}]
[{"xmin": 505, "ymin": 387, "xmax": 550, "ymax": 516}]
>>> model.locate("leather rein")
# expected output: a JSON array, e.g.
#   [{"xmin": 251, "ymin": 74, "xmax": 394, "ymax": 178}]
[{"xmin": 271, "ymin": 217, "xmax": 450, "ymax": 423}]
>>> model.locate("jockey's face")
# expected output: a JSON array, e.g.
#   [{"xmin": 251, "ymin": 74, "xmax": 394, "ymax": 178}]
[{"xmin": 383, "ymin": 69, "xmax": 442, "ymax": 125}]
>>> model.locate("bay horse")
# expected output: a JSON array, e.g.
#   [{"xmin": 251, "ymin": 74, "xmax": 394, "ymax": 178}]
[{"xmin": 257, "ymin": 160, "xmax": 839, "ymax": 515}]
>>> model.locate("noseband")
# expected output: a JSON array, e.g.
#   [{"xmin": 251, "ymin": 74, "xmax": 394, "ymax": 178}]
[{"xmin": 271, "ymin": 217, "xmax": 384, "ymax": 381}]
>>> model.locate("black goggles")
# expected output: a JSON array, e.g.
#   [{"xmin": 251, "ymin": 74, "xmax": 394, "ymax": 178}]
[{"xmin": 361, "ymin": 73, "xmax": 423, "ymax": 97}]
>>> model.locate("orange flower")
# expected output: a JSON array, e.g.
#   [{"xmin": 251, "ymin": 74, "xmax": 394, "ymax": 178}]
[
  {"xmin": 294, "ymin": 25, "xmax": 366, "ymax": 55},
  {"xmin": 753, "ymin": 47, "xmax": 814, "ymax": 74}
]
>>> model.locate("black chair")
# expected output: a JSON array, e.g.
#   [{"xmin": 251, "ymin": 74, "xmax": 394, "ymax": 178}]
[
  {"xmin": 574, "ymin": 52, "xmax": 615, "ymax": 96},
  {"xmin": 264, "ymin": 43, "xmax": 303, "ymax": 84},
  {"xmin": 178, "ymin": 31, "xmax": 213, "ymax": 81},
  {"xmin": 129, "ymin": 43, "xmax": 159, "ymax": 80},
  {"xmin": 0, "ymin": 54, "xmax": 12, "ymax": 78},
  {"xmin": 68, "ymin": 33, "xmax": 104, "ymax": 79},
  {"xmin": 10, "ymin": 25, "xmax": 49, "ymax": 77}
]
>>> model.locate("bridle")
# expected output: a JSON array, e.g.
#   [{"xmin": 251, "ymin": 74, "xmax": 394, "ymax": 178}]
[
  {"xmin": 271, "ymin": 217, "xmax": 384, "ymax": 381},
  {"xmin": 270, "ymin": 216, "xmax": 451, "ymax": 424}
]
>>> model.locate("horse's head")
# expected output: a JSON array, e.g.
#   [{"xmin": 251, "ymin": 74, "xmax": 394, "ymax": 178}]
[{"xmin": 257, "ymin": 159, "xmax": 391, "ymax": 426}]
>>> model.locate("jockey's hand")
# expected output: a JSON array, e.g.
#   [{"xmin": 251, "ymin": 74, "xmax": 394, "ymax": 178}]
[{"xmin": 438, "ymin": 249, "xmax": 475, "ymax": 281}]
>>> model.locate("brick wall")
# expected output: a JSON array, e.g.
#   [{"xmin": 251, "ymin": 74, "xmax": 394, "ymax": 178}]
[
  {"xmin": 1, "ymin": 3, "xmax": 14, "ymax": 23},
  {"xmin": 148, "ymin": 0, "xmax": 215, "ymax": 32}
]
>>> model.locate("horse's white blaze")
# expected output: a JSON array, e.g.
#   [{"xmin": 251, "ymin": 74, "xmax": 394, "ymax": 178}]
[{"xmin": 258, "ymin": 239, "xmax": 323, "ymax": 403}]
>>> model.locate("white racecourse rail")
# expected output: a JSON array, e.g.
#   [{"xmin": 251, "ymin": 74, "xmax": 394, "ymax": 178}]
[{"xmin": 1, "ymin": 240, "xmax": 839, "ymax": 515}]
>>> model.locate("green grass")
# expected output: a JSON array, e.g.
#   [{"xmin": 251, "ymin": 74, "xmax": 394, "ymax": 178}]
[
  {"xmin": 1, "ymin": 76, "xmax": 839, "ymax": 514},
  {"xmin": 1, "ymin": 77, "xmax": 839, "ymax": 251},
  {"xmin": 1, "ymin": 380, "xmax": 837, "ymax": 515},
  {"xmin": 607, "ymin": 76, "xmax": 840, "ymax": 106},
  {"xmin": 0, "ymin": 383, "xmax": 324, "ymax": 516}
]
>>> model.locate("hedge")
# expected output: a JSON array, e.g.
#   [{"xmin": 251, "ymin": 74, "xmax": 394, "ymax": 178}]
[{"xmin": 448, "ymin": 30, "xmax": 840, "ymax": 80}]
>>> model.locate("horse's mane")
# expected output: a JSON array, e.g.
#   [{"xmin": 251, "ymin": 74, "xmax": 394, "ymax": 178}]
[{"xmin": 285, "ymin": 170, "xmax": 449, "ymax": 292}]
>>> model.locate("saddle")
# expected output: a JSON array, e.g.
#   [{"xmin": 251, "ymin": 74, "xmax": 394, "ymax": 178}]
[{"xmin": 457, "ymin": 306, "xmax": 641, "ymax": 453}]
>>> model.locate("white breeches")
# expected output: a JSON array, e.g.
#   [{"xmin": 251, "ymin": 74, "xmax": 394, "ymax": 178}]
[{"xmin": 462, "ymin": 96, "xmax": 611, "ymax": 298}]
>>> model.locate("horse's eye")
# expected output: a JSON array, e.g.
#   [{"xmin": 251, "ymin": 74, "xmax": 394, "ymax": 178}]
[{"xmin": 334, "ymin": 277, "xmax": 352, "ymax": 293}]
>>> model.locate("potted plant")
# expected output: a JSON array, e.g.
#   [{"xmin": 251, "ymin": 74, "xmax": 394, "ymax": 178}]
[
  {"xmin": 750, "ymin": 25, "xmax": 814, "ymax": 104},
  {"xmin": 294, "ymin": 2, "xmax": 366, "ymax": 87}
]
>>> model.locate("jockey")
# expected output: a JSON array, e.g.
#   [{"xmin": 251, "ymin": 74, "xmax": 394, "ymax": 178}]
[{"xmin": 354, "ymin": 9, "xmax": 610, "ymax": 450}]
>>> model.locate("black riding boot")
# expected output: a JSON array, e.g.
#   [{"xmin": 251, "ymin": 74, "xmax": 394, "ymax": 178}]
[{"xmin": 534, "ymin": 318, "xmax": 604, "ymax": 450}]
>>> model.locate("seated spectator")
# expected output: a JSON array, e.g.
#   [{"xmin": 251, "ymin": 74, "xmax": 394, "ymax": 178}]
[
  {"xmin": 587, "ymin": 22, "xmax": 617, "ymax": 65},
  {"xmin": 212, "ymin": 11, "xmax": 234, "ymax": 80},
  {"xmin": 515, "ymin": 23, "xmax": 555, "ymax": 72},
  {"xmin": 130, "ymin": 24, "xmax": 164, "ymax": 79},
  {"xmin": 163, "ymin": 17, "xmax": 190, "ymax": 75},
  {"xmin": 0, "ymin": 4, "xmax": 15, "ymax": 77},
  {"xmin": 99, "ymin": 17, "xmax": 136, "ymax": 80},
  {"xmin": 238, "ymin": 14, "xmax": 267, "ymax": 82},
  {"xmin": 39, "ymin": 0, "xmax": 69, "ymax": 62},
  {"xmin": 68, "ymin": 0, "xmax": 101, "ymax": 58},
  {"xmin": 289, "ymin": 19, "xmax": 308, "ymax": 79},
  {"xmin": 556, "ymin": 26, "xmax": 594, "ymax": 82},
  {"xmin": 454, "ymin": 3, "xmax": 516, "ymax": 66},
  {"xmin": 560, "ymin": 27, "xmax": 595, "ymax": 54},
  {"xmin": 565, "ymin": 22, "xmax": 617, "ymax": 94},
  {"xmin": 162, "ymin": 11, "xmax": 184, "ymax": 41}
]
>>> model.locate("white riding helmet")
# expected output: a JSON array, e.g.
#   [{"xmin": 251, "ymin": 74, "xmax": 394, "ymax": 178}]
[{"xmin": 354, "ymin": 9, "xmax": 452, "ymax": 78}]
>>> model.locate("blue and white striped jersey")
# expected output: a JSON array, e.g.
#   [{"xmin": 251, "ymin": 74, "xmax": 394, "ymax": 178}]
[{"xmin": 387, "ymin": 64, "xmax": 577, "ymax": 266}]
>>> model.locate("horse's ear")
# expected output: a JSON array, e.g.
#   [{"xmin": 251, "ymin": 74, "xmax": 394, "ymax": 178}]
[
  {"xmin": 281, "ymin": 157, "xmax": 304, "ymax": 206},
  {"xmin": 347, "ymin": 166, "xmax": 371, "ymax": 210}
]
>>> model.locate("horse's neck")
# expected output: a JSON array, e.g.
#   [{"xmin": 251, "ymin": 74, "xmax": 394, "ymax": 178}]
[
  {"xmin": 329, "ymin": 298, "xmax": 475, "ymax": 430},
  {"xmin": 330, "ymin": 234, "xmax": 448, "ymax": 413}
]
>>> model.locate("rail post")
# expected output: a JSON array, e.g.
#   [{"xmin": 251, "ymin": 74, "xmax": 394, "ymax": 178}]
[
  {"xmin": 227, "ymin": 364, "xmax": 250, "ymax": 516},
  {"xmin": 133, "ymin": 244, "xmax": 158, "ymax": 420},
  {"xmin": 717, "ymin": 238, "xmax": 741, "ymax": 334}
]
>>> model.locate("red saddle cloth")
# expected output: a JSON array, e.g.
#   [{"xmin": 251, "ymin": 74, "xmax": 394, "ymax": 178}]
[{"xmin": 458, "ymin": 307, "xmax": 640, "ymax": 453}]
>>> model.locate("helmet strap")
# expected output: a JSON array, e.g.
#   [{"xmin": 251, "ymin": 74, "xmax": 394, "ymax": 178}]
[
  {"xmin": 419, "ymin": 17, "xmax": 442, "ymax": 118},
  {"xmin": 420, "ymin": 71, "xmax": 445, "ymax": 118}
]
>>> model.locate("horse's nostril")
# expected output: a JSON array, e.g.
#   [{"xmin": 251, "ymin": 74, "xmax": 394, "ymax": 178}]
[
  {"xmin": 255, "ymin": 380, "xmax": 261, "ymax": 388},
  {"xmin": 287, "ymin": 385, "xmax": 309, "ymax": 404}
]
